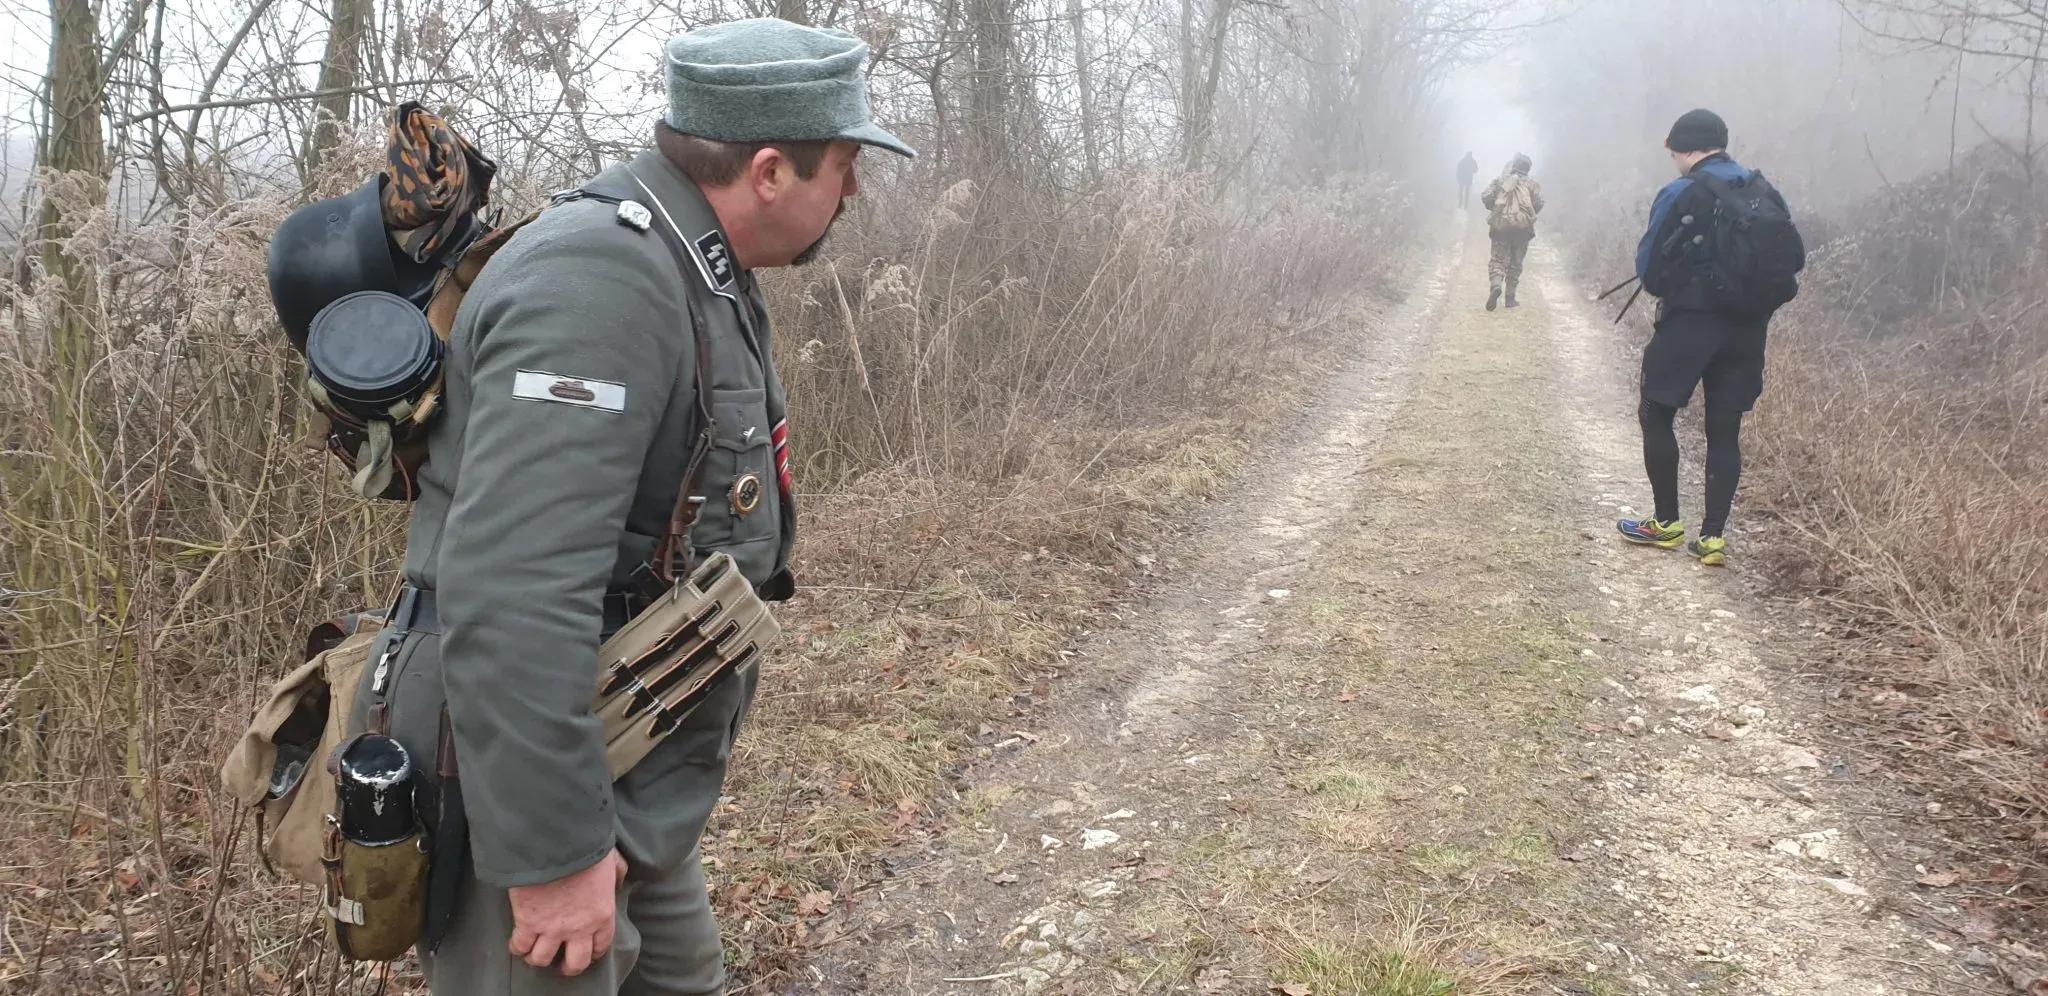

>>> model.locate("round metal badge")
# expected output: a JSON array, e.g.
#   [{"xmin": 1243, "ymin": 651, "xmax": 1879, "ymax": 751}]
[{"xmin": 730, "ymin": 473, "xmax": 764, "ymax": 516}]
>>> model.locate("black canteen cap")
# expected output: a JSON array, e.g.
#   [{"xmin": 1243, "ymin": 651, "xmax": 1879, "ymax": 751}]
[{"xmin": 305, "ymin": 291, "xmax": 440, "ymax": 412}]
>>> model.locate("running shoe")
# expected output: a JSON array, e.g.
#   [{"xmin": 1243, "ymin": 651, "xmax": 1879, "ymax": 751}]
[
  {"xmin": 1688, "ymin": 536, "xmax": 1728, "ymax": 566},
  {"xmin": 1617, "ymin": 517, "xmax": 1685, "ymax": 549}
]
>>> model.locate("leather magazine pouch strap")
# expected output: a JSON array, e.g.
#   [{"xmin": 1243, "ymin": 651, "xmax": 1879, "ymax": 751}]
[
  {"xmin": 657, "ymin": 310, "xmax": 717, "ymax": 584},
  {"xmin": 559, "ymin": 178, "xmax": 720, "ymax": 588}
]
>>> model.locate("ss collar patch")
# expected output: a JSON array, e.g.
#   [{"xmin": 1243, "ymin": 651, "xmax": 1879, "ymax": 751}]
[{"xmin": 695, "ymin": 230, "xmax": 736, "ymax": 290}]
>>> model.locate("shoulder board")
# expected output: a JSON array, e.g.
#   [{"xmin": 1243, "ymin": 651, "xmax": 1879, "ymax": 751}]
[{"xmin": 548, "ymin": 188, "xmax": 655, "ymax": 234}]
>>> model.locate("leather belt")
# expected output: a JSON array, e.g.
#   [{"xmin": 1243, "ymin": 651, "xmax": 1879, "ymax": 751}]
[{"xmin": 394, "ymin": 586, "xmax": 645, "ymax": 638}]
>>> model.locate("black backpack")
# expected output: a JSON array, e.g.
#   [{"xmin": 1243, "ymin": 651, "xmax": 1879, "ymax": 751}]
[{"xmin": 1689, "ymin": 169, "xmax": 1805, "ymax": 315}]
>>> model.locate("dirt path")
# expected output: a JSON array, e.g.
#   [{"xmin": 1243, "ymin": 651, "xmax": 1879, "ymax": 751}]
[{"xmin": 789, "ymin": 221, "xmax": 1988, "ymax": 995}]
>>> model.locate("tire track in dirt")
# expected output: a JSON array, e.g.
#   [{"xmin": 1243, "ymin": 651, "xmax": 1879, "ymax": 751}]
[
  {"xmin": 788, "ymin": 221, "xmax": 1463, "ymax": 994},
  {"xmin": 788, "ymin": 222, "xmax": 1985, "ymax": 995}
]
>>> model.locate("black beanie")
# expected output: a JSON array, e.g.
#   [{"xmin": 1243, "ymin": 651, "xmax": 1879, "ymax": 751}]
[{"xmin": 1666, "ymin": 109, "xmax": 1729, "ymax": 153}]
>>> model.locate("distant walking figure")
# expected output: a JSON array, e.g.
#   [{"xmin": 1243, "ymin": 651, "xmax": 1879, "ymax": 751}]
[
  {"xmin": 1456, "ymin": 151, "xmax": 1478, "ymax": 209},
  {"xmin": 1480, "ymin": 154, "xmax": 1543, "ymax": 310}
]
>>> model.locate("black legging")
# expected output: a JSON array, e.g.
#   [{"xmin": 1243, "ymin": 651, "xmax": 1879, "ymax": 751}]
[{"xmin": 1639, "ymin": 398, "xmax": 1744, "ymax": 537}]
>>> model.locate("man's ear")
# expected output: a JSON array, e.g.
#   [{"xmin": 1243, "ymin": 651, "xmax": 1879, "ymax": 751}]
[{"xmin": 748, "ymin": 147, "xmax": 787, "ymax": 204}]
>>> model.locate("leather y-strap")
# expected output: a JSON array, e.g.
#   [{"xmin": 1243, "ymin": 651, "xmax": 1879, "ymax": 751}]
[
  {"xmin": 657, "ymin": 308, "xmax": 716, "ymax": 583},
  {"xmin": 551, "ymin": 183, "xmax": 719, "ymax": 585}
]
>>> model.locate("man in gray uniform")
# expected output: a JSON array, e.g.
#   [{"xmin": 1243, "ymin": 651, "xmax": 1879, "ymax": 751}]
[{"xmin": 356, "ymin": 18, "xmax": 913, "ymax": 995}]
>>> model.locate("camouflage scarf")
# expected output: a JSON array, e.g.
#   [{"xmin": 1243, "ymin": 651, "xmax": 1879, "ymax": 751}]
[{"xmin": 381, "ymin": 101, "xmax": 497, "ymax": 263}]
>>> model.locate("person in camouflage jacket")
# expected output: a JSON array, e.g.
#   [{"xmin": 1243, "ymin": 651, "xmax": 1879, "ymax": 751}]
[{"xmin": 1480, "ymin": 154, "xmax": 1544, "ymax": 310}]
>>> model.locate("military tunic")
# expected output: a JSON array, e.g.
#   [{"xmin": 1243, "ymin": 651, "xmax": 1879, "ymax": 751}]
[{"xmin": 359, "ymin": 148, "xmax": 794, "ymax": 994}]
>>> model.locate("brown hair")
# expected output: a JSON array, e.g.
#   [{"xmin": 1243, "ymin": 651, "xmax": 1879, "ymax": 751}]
[{"xmin": 656, "ymin": 122, "xmax": 830, "ymax": 188}]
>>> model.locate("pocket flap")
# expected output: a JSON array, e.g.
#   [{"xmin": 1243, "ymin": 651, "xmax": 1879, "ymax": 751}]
[
  {"xmin": 710, "ymin": 388, "xmax": 769, "ymax": 452},
  {"xmin": 268, "ymin": 625, "xmax": 384, "ymax": 884},
  {"xmin": 219, "ymin": 653, "xmax": 329, "ymax": 808}
]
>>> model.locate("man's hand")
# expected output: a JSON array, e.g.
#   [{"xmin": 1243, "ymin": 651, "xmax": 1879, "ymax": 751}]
[{"xmin": 508, "ymin": 848, "xmax": 629, "ymax": 976}]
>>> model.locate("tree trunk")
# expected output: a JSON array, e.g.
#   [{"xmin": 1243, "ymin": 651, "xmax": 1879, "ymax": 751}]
[
  {"xmin": 1178, "ymin": 0, "xmax": 1194, "ymax": 152},
  {"xmin": 965, "ymin": 0, "xmax": 1014, "ymax": 171},
  {"xmin": 12, "ymin": 0, "xmax": 112, "ymax": 780},
  {"xmin": 1183, "ymin": 0, "xmax": 1234, "ymax": 171},
  {"xmin": 776, "ymin": 0, "xmax": 809, "ymax": 24},
  {"xmin": 1068, "ymin": 0, "xmax": 1099, "ymax": 186},
  {"xmin": 40, "ymin": 0, "xmax": 107, "ymax": 448},
  {"xmin": 304, "ymin": 0, "xmax": 373, "ymax": 173}
]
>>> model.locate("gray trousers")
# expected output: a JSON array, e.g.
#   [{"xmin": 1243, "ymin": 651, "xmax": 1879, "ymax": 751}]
[{"xmin": 365, "ymin": 626, "xmax": 758, "ymax": 996}]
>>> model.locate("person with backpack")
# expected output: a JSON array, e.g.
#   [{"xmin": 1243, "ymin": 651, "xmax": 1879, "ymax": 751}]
[
  {"xmin": 1480, "ymin": 154, "xmax": 1544, "ymax": 310},
  {"xmin": 327, "ymin": 19, "xmax": 914, "ymax": 995},
  {"xmin": 1617, "ymin": 108, "xmax": 1804, "ymax": 566},
  {"xmin": 1456, "ymin": 151, "xmax": 1478, "ymax": 209}
]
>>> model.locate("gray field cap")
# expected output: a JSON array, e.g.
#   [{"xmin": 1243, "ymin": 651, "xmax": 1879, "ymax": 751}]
[{"xmin": 665, "ymin": 18, "xmax": 916, "ymax": 159}]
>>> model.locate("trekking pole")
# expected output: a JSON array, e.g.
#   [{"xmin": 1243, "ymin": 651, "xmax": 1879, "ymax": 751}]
[
  {"xmin": 1595, "ymin": 274, "xmax": 1640, "ymax": 301},
  {"xmin": 1612, "ymin": 283, "xmax": 1644, "ymax": 326}
]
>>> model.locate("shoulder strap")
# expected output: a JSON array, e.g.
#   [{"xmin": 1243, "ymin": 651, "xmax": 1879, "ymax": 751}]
[
  {"xmin": 554, "ymin": 184, "xmax": 718, "ymax": 584},
  {"xmin": 1687, "ymin": 168, "xmax": 1748, "ymax": 210}
]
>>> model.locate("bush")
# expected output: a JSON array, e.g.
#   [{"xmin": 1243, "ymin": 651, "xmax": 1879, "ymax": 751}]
[{"xmin": 1747, "ymin": 154, "xmax": 2048, "ymax": 814}]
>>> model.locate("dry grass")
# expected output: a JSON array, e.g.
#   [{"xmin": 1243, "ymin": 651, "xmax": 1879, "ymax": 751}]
[
  {"xmin": 1268, "ymin": 906, "xmax": 1527, "ymax": 996},
  {"xmin": 1744, "ymin": 159, "xmax": 2048, "ymax": 820},
  {"xmin": 0, "ymin": 127, "xmax": 1413, "ymax": 992},
  {"xmin": 1561, "ymin": 148, "xmax": 2048, "ymax": 830}
]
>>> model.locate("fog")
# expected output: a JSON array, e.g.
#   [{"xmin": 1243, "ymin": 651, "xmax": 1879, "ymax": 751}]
[{"xmin": 1442, "ymin": 0, "xmax": 2044, "ymax": 229}]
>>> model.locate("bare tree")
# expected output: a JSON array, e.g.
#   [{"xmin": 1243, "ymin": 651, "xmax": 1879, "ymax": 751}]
[
  {"xmin": 1068, "ymin": 0, "xmax": 1099, "ymax": 184},
  {"xmin": 305, "ymin": 0, "xmax": 375, "ymax": 172}
]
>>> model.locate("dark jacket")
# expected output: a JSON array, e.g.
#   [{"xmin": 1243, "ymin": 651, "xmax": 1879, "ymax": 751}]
[{"xmin": 1636, "ymin": 153, "xmax": 1785, "ymax": 313}]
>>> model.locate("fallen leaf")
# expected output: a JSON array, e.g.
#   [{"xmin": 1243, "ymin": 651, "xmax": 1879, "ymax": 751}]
[
  {"xmin": 796, "ymin": 891, "xmax": 832, "ymax": 917},
  {"xmin": 1780, "ymin": 746, "xmax": 1822, "ymax": 770},
  {"xmin": 1917, "ymin": 869, "xmax": 1960, "ymax": 888},
  {"xmin": 891, "ymin": 798, "xmax": 920, "ymax": 831},
  {"xmin": 114, "ymin": 857, "xmax": 145, "ymax": 892},
  {"xmin": 1963, "ymin": 913, "xmax": 2001, "ymax": 943}
]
